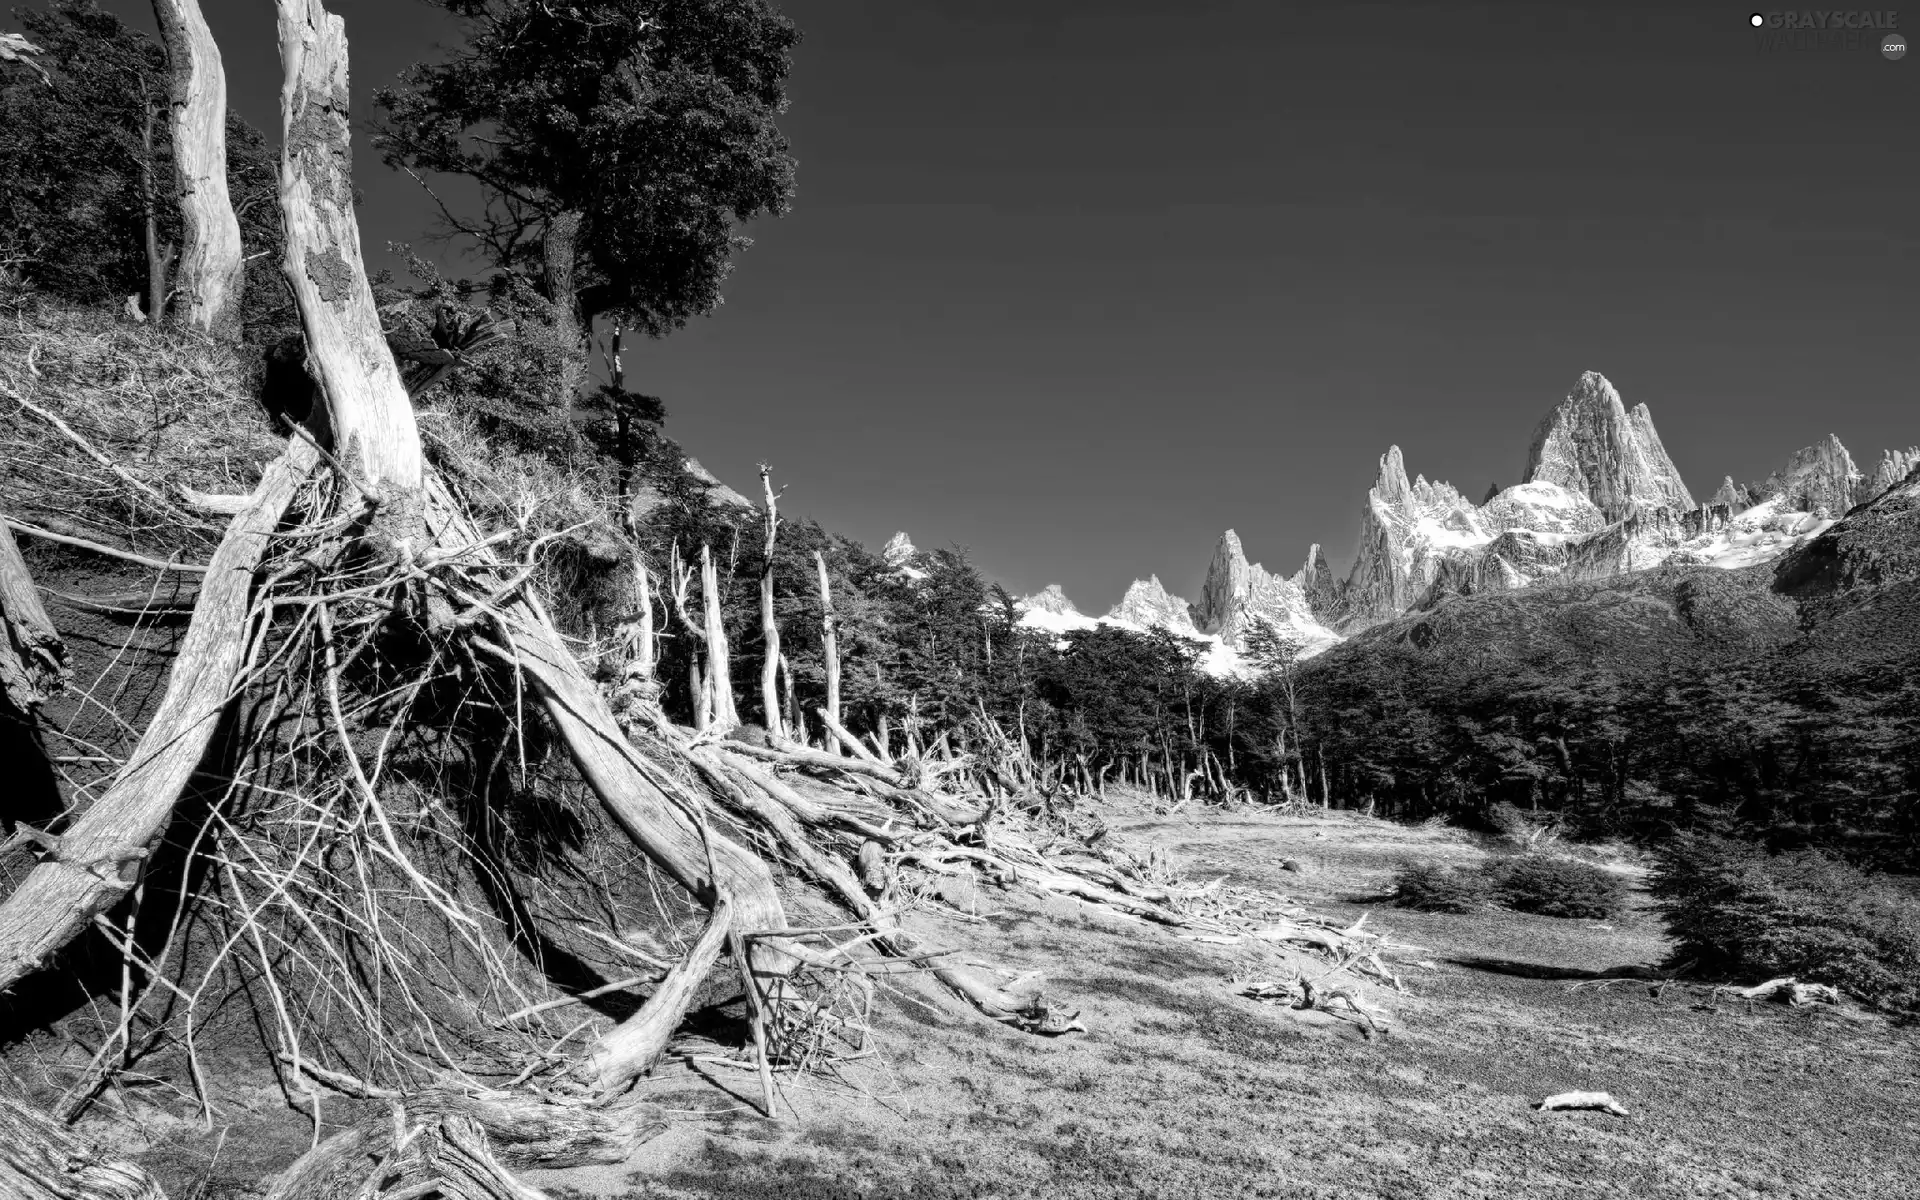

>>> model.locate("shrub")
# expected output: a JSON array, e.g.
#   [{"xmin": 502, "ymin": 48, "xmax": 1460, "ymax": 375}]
[
  {"xmin": 1487, "ymin": 801, "xmax": 1562, "ymax": 852},
  {"xmin": 1487, "ymin": 854, "xmax": 1628, "ymax": 919},
  {"xmin": 1391, "ymin": 860, "xmax": 1491, "ymax": 913},
  {"xmin": 1650, "ymin": 835, "xmax": 1920, "ymax": 1013}
]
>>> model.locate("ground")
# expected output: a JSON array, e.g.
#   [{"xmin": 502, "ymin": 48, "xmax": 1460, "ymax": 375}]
[{"xmin": 509, "ymin": 807, "xmax": 1918, "ymax": 1200}]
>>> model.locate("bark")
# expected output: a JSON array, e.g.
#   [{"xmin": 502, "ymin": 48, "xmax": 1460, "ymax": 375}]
[
  {"xmin": 0, "ymin": 1096, "xmax": 166, "ymax": 1199},
  {"xmin": 578, "ymin": 891, "xmax": 733, "ymax": 1093},
  {"xmin": 542, "ymin": 210, "xmax": 586, "ymax": 407},
  {"xmin": 633, "ymin": 557, "xmax": 655, "ymax": 681},
  {"xmin": 757, "ymin": 467, "xmax": 784, "ymax": 740},
  {"xmin": 814, "ymin": 550, "xmax": 841, "ymax": 755},
  {"xmin": 0, "ymin": 516, "xmax": 67, "ymax": 709},
  {"xmin": 140, "ymin": 100, "xmax": 172, "ymax": 322},
  {"xmin": 274, "ymin": 0, "xmax": 423, "ymax": 496},
  {"xmin": 700, "ymin": 544, "xmax": 738, "ymax": 729},
  {"xmin": 0, "ymin": 445, "xmax": 314, "ymax": 993},
  {"xmin": 152, "ymin": 0, "xmax": 243, "ymax": 336}
]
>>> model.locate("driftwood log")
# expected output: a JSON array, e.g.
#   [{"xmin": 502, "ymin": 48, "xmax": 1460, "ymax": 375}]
[{"xmin": 0, "ymin": 513, "xmax": 67, "ymax": 709}]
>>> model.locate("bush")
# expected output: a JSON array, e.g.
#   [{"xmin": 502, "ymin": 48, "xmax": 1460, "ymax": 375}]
[
  {"xmin": 1650, "ymin": 835, "xmax": 1920, "ymax": 1013},
  {"xmin": 1487, "ymin": 801, "xmax": 1561, "ymax": 852},
  {"xmin": 1487, "ymin": 854, "xmax": 1627, "ymax": 919},
  {"xmin": 1391, "ymin": 860, "xmax": 1491, "ymax": 913}
]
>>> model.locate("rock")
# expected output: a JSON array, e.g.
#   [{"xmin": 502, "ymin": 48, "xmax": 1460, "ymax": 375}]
[
  {"xmin": 1190, "ymin": 530, "xmax": 1331, "ymax": 649},
  {"xmin": 1708, "ymin": 475, "xmax": 1753, "ymax": 510},
  {"xmin": 1748, "ymin": 434, "xmax": 1861, "ymax": 519},
  {"xmin": 1105, "ymin": 575, "xmax": 1199, "ymax": 635},
  {"xmin": 1774, "ymin": 458, "xmax": 1920, "ymax": 596},
  {"xmin": 882, "ymin": 531, "xmax": 917, "ymax": 567},
  {"xmin": 1289, "ymin": 543, "xmax": 1343, "ymax": 622},
  {"xmin": 1860, "ymin": 447, "xmax": 1920, "ymax": 506},
  {"xmin": 1523, "ymin": 371, "xmax": 1694, "ymax": 521},
  {"xmin": 1020, "ymin": 583, "xmax": 1082, "ymax": 617}
]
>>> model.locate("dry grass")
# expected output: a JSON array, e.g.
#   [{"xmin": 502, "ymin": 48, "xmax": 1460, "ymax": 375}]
[{"xmin": 0, "ymin": 301, "xmax": 281, "ymax": 557}]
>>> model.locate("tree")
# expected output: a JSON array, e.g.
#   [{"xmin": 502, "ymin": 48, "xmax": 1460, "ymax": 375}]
[
  {"xmin": 0, "ymin": 0, "xmax": 279, "ymax": 324},
  {"xmin": 151, "ymin": 0, "xmax": 243, "ymax": 334},
  {"xmin": 372, "ymin": 0, "xmax": 798, "ymax": 384}
]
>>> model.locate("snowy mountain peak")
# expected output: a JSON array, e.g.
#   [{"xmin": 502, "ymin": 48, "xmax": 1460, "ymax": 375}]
[
  {"xmin": 1749, "ymin": 435, "xmax": 1861, "ymax": 519},
  {"xmin": 1709, "ymin": 476, "xmax": 1751, "ymax": 510},
  {"xmin": 1106, "ymin": 575, "xmax": 1199, "ymax": 634},
  {"xmin": 1019, "ymin": 583, "xmax": 1081, "ymax": 617},
  {"xmin": 1524, "ymin": 371, "xmax": 1694, "ymax": 521},
  {"xmin": 882, "ymin": 531, "xmax": 917, "ymax": 566}
]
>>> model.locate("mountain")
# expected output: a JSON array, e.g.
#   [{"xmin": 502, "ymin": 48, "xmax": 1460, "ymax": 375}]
[
  {"xmin": 1523, "ymin": 371, "xmax": 1694, "ymax": 520},
  {"xmin": 1006, "ymin": 367, "xmax": 1909, "ymax": 664},
  {"xmin": 1106, "ymin": 575, "xmax": 1199, "ymax": 635},
  {"xmin": 1189, "ymin": 530, "xmax": 1340, "ymax": 652}
]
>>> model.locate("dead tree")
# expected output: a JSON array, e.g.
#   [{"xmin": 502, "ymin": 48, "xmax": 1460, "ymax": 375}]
[
  {"xmin": 0, "ymin": 515, "xmax": 67, "ymax": 709},
  {"xmin": 152, "ymin": 0, "xmax": 244, "ymax": 335},
  {"xmin": 757, "ymin": 464, "xmax": 785, "ymax": 740},
  {"xmin": 815, "ymin": 549, "xmax": 842, "ymax": 755}
]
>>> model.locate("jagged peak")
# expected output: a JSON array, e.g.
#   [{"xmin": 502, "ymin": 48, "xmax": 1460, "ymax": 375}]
[
  {"xmin": 1525, "ymin": 370, "xmax": 1693, "ymax": 520},
  {"xmin": 881, "ymin": 531, "xmax": 917, "ymax": 565},
  {"xmin": 1019, "ymin": 583, "xmax": 1080, "ymax": 616}
]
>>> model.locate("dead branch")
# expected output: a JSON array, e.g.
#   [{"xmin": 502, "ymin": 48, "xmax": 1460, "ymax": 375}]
[
  {"xmin": 579, "ymin": 891, "xmax": 734, "ymax": 1093},
  {"xmin": 0, "ymin": 514, "xmax": 67, "ymax": 708},
  {"xmin": 1536, "ymin": 1091, "xmax": 1629, "ymax": 1117},
  {"xmin": 3, "ymin": 517, "xmax": 209, "ymax": 575}
]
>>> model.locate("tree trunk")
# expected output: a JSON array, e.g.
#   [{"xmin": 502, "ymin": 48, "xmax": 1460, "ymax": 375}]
[
  {"xmin": 578, "ymin": 892, "xmax": 733, "ymax": 1093},
  {"xmin": 275, "ymin": 0, "xmax": 423, "ymax": 496},
  {"xmin": 0, "ymin": 1096, "xmax": 166, "ymax": 1199},
  {"xmin": 152, "ymin": 0, "xmax": 243, "ymax": 336},
  {"xmin": 0, "ymin": 516, "xmax": 67, "ymax": 710},
  {"xmin": 700, "ymin": 544, "xmax": 738, "ymax": 729},
  {"xmin": 542, "ymin": 209, "xmax": 586, "ymax": 408},
  {"xmin": 140, "ymin": 100, "xmax": 171, "ymax": 322},
  {"xmin": 757, "ymin": 467, "xmax": 783, "ymax": 740},
  {"xmin": 814, "ymin": 550, "xmax": 841, "ymax": 755},
  {"xmin": 0, "ymin": 447, "xmax": 314, "ymax": 992},
  {"xmin": 633, "ymin": 557, "xmax": 655, "ymax": 681}
]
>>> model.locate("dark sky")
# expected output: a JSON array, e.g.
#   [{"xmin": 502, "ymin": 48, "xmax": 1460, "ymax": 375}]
[{"xmin": 87, "ymin": 0, "xmax": 1918, "ymax": 612}]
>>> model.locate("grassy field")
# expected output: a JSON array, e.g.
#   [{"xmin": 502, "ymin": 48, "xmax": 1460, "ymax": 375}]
[{"xmin": 525, "ymin": 807, "xmax": 1920, "ymax": 1200}]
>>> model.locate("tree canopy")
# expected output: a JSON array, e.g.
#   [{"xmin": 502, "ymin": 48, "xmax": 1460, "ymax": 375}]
[{"xmin": 373, "ymin": 0, "xmax": 798, "ymax": 341}]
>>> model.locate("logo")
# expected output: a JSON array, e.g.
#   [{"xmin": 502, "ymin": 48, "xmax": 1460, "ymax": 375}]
[
  {"xmin": 1749, "ymin": 10, "xmax": 1906, "ymax": 50},
  {"xmin": 1887, "ymin": 31, "xmax": 1910, "ymax": 54}
]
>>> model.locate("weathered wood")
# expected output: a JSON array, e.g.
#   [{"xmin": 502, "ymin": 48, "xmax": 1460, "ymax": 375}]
[
  {"xmin": 757, "ymin": 466, "xmax": 784, "ymax": 740},
  {"xmin": 424, "ymin": 482, "xmax": 789, "ymax": 968},
  {"xmin": 274, "ymin": 0, "xmax": 422, "ymax": 495},
  {"xmin": 0, "ymin": 1096, "xmax": 167, "ymax": 1199},
  {"xmin": 814, "ymin": 707, "xmax": 888, "ymax": 769},
  {"xmin": 700, "ymin": 544, "xmax": 738, "ymax": 729},
  {"xmin": 814, "ymin": 550, "xmax": 841, "ymax": 755},
  {"xmin": 579, "ymin": 892, "xmax": 734, "ymax": 1093},
  {"xmin": 0, "ymin": 446, "xmax": 312, "ymax": 992},
  {"xmin": 152, "ymin": 0, "xmax": 243, "ymax": 336},
  {"xmin": 0, "ymin": 516, "xmax": 67, "ymax": 709}
]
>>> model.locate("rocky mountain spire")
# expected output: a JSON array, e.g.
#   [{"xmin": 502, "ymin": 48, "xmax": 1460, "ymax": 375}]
[
  {"xmin": 1862, "ymin": 447, "xmax": 1920, "ymax": 504},
  {"xmin": 1190, "ymin": 530, "xmax": 1254, "ymax": 635},
  {"xmin": 1523, "ymin": 372, "xmax": 1694, "ymax": 521},
  {"xmin": 1750, "ymin": 435, "xmax": 1861, "ymax": 519},
  {"xmin": 881, "ymin": 531, "xmax": 917, "ymax": 567},
  {"xmin": 1289, "ymin": 543, "xmax": 1341, "ymax": 620},
  {"xmin": 1189, "ymin": 530, "xmax": 1323, "ymax": 647},
  {"xmin": 1020, "ymin": 583, "xmax": 1080, "ymax": 617},
  {"xmin": 1708, "ymin": 476, "xmax": 1750, "ymax": 510},
  {"xmin": 1106, "ymin": 575, "xmax": 1198, "ymax": 635}
]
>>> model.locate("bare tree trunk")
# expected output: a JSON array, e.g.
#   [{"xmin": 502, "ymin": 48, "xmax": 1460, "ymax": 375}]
[
  {"xmin": 700, "ymin": 544, "xmax": 738, "ymax": 729},
  {"xmin": 814, "ymin": 550, "xmax": 841, "ymax": 755},
  {"xmin": 542, "ymin": 209, "xmax": 586, "ymax": 408},
  {"xmin": 275, "ymin": 0, "xmax": 422, "ymax": 495},
  {"xmin": 578, "ymin": 892, "xmax": 733, "ymax": 1093},
  {"xmin": 633, "ymin": 557, "xmax": 655, "ymax": 681},
  {"xmin": 140, "ymin": 99, "xmax": 173, "ymax": 322},
  {"xmin": 152, "ymin": 0, "xmax": 243, "ymax": 336},
  {"xmin": 0, "ymin": 516, "xmax": 67, "ymax": 710},
  {"xmin": 778, "ymin": 651, "xmax": 798, "ymax": 740},
  {"xmin": 0, "ymin": 447, "xmax": 313, "ymax": 992},
  {"xmin": 0, "ymin": 1096, "xmax": 166, "ymax": 1199},
  {"xmin": 757, "ymin": 466, "xmax": 784, "ymax": 740}
]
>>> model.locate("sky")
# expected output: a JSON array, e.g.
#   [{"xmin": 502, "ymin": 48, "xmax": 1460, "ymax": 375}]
[{"xmin": 85, "ymin": 0, "xmax": 1919, "ymax": 612}]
